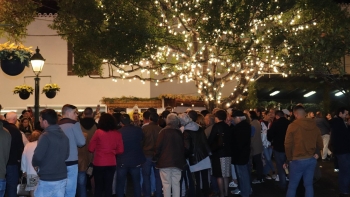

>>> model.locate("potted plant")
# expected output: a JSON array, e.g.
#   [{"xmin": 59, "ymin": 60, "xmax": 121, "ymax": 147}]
[
  {"xmin": 0, "ymin": 42, "xmax": 33, "ymax": 76},
  {"xmin": 13, "ymin": 85, "xmax": 34, "ymax": 100},
  {"xmin": 42, "ymin": 83, "xmax": 60, "ymax": 99}
]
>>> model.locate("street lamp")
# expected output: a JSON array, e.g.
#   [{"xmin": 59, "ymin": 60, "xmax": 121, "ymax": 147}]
[{"xmin": 30, "ymin": 47, "xmax": 45, "ymax": 122}]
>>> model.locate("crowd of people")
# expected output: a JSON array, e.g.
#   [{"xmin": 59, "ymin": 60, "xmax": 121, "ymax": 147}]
[{"xmin": 0, "ymin": 104, "xmax": 349, "ymax": 197}]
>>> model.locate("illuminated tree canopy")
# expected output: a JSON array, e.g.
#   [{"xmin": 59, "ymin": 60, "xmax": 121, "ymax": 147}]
[{"xmin": 51, "ymin": 0, "xmax": 350, "ymax": 109}]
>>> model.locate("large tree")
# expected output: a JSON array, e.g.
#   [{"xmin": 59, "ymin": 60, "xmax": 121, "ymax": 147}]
[
  {"xmin": 51, "ymin": 0, "xmax": 350, "ymax": 110},
  {"xmin": 0, "ymin": 0, "xmax": 38, "ymax": 41}
]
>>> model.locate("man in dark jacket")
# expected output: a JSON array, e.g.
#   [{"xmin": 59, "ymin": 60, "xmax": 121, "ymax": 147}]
[
  {"xmin": 0, "ymin": 121, "xmax": 11, "ymax": 197},
  {"xmin": 3, "ymin": 112, "xmax": 24, "ymax": 197},
  {"xmin": 116, "ymin": 114, "xmax": 146, "ymax": 197},
  {"xmin": 231, "ymin": 110, "xmax": 251, "ymax": 197},
  {"xmin": 155, "ymin": 113, "xmax": 186, "ymax": 197},
  {"xmin": 141, "ymin": 112, "xmax": 162, "ymax": 197},
  {"xmin": 314, "ymin": 111, "xmax": 332, "ymax": 161},
  {"xmin": 267, "ymin": 110, "xmax": 290, "ymax": 189},
  {"xmin": 32, "ymin": 109, "xmax": 70, "ymax": 197},
  {"xmin": 330, "ymin": 107, "xmax": 350, "ymax": 196}
]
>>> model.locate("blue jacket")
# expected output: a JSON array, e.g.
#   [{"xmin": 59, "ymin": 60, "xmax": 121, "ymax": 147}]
[{"xmin": 117, "ymin": 125, "xmax": 145, "ymax": 167}]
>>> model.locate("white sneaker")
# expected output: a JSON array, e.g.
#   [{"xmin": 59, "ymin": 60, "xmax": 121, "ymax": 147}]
[
  {"xmin": 265, "ymin": 175, "xmax": 272, "ymax": 180},
  {"xmin": 334, "ymin": 169, "xmax": 339, "ymax": 172},
  {"xmin": 252, "ymin": 179, "xmax": 263, "ymax": 184},
  {"xmin": 231, "ymin": 188, "xmax": 240, "ymax": 195},
  {"xmin": 229, "ymin": 181, "xmax": 238, "ymax": 187},
  {"xmin": 275, "ymin": 175, "xmax": 279, "ymax": 181},
  {"xmin": 271, "ymin": 174, "xmax": 277, "ymax": 179}
]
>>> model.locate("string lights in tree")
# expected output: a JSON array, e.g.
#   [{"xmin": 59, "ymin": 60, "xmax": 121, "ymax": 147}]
[{"xmin": 52, "ymin": 0, "xmax": 350, "ymax": 110}]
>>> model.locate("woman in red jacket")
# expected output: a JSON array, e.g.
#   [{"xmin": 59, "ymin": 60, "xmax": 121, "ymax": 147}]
[{"xmin": 88, "ymin": 113, "xmax": 124, "ymax": 197}]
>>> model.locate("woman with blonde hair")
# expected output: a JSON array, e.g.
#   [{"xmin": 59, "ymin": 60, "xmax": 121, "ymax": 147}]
[{"xmin": 21, "ymin": 131, "xmax": 41, "ymax": 197}]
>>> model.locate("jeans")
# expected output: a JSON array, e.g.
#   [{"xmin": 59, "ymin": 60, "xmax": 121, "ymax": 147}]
[
  {"xmin": 286, "ymin": 157, "xmax": 316, "ymax": 197},
  {"xmin": 94, "ymin": 166, "xmax": 116, "ymax": 197},
  {"xmin": 263, "ymin": 147, "xmax": 275, "ymax": 175},
  {"xmin": 65, "ymin": 164, "xmax": 78, "ymax": 197},
  {"xmin": 235, "ymin": 164, "xmax": 251, "ymax": 197},
  {"xmin": 116, "ymin": 165, "xmax": 141, "ymax": 197},
  {"xmin": 35, "ymin": 179, "xmax": 67, "ymax": 197},
  {"xmin": 76, "ymin": 171, "xmax": 87, "ymax": 197},
  {"xmin": 252, "ymin": 153, "xmax": 264, "ymax": 180},
  {"xmin": 6, "ymin": 164, "xmax": 19, "ymax": 197},
  {"xmin": 0, "ymin": 178, "xmax": 5, "ymax": 197},
  {"xmin": 337, "ymin": 153, "xmax": 350, "ymax": 194},
  {"xmin": 160, "ymin": 168, "xmax": 182, "ymax": 197},
  {"xmin": 273, "ymin": 151, "xmax": 287, "ymax": 188},
  {"xmin": 321, "ymin": 134, "xmax": 332, "ymax": 159},
  {"xmin": 141, "ymin": 157, "xmax": 162, "ymax": 197}
]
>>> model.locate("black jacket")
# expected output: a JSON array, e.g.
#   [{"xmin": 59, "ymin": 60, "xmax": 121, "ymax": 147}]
[
  {"xmin": 2, "ymin": 120, "xmax": 24, "ymax": 165},
  {"xmin": 315, "ymin": 117, "xmax": 330, "ymax": 135},
  {"xmin": 267, "ymin": 117, "xmax": 290, "ymax": 153},
  {"xmin": 330, "ymin": 117, "xmax": 350, "ymax": 155},
  {"xmin": 231, "ymin": 120, "xmax": 251, "ymax": 165},
  {"xmin": 184, "ymin": 127, "xmax": 211, "ymax": 165},
  {"xmin": 208, "ymin": 121, "xmax": 232, "ymax": 158}
]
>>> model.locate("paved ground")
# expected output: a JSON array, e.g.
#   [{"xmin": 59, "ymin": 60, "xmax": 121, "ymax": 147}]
[
  {"xmin": 231, "ymin": 160, "xmax": 339, "ymax": 197},
  {"xmin": 88, "ymin": 159, "xmax": 339, "ymax": 197}
]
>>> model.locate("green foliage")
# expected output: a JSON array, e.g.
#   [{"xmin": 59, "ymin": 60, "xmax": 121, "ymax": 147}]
[
  {"xmin": 0, "ymin": 42, "xmax": 33, "ymax": 63},
  {"xmin": 42, "ymin": 84, "xmax": 60, "ymax": 94},
  {"xmin": 50, "ymin": 0, "xmax": 350, "ymax": 111},
  {"xmin": 0, "ymin": 0, "xmax": 38, "ymax": 41},
  {"xmin": 101, "ymin": 96, "xmax": 160, "ymax": 103},
  {"xmin": 243, "ymin": 82, "xmax": 258, "ymax": 109},
  {"xmin": 13, "ymin": 85, "xmax": 34, "ymax": 94}
]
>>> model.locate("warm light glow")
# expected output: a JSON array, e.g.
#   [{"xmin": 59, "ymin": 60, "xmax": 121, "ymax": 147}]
[{"xmin": 31, "ymin": 60, "xmax": 44, "ymax": 75}]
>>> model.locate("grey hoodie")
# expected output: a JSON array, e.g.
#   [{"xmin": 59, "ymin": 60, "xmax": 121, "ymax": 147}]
[
  {"xmin": 59, "ymin": 118, "xmax": 86, "ymax": 164},
  {"xmin": 32, "ymin": 124, "xmax": 70, "ymax": 181}
]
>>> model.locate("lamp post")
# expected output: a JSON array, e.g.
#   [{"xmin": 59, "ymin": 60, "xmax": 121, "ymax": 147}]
[{"xmin": 30, "ymin": 47, "xmax": 45, "ymax": 122}]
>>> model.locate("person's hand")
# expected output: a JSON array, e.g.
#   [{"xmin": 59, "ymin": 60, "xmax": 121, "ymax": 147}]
[
  {"xmin": 313, "ymin": 154, "xmax": 319, "ymax": 159},
  {"xmin": 283, "ymin": 163, "xmax": 288, "ymax": 169},
  {"xmin": 34, "ymin": 166, "xmax": 39, "ymax": 172},
  {"xmin": 22, "ymin": 172, "xmax": 27, "ymax": 177}
]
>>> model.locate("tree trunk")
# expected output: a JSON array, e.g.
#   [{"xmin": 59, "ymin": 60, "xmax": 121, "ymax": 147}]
[{"xmin": 206, "ymin": 100, "xmax": 216, "ymax": 113}]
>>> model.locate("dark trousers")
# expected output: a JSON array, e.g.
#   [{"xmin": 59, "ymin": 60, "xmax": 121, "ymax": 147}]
[
  {"xmin": 194, "ymin": 169, "xmax": 209, "ymax": 197},
  {"xmin": 337, "ymin": 153, "xmax": 350, "ymax": 194},
  {"xmin": 93, "ymin": 165, "xmax": 116, "ymax": 197},
  {"xmin": 252, "ymin": 153, "xmax": 264, "ymax": 180},
  {"xmin": 5, "ymin": 165, "xmax": 19, "ymax": 197},
  {"xmin": 180, "ymin": 165, "xmax": 195, "ymax": 197}
]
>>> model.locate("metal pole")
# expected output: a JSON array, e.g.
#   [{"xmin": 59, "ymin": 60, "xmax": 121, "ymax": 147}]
[{"xmin": 34, "ymin": 77, "xmax": 40, "ymax": 123}]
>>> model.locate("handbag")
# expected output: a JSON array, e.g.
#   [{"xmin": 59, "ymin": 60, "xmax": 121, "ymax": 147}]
[
  {"xmin": 17, "ymin": 176, "xmax": 30, "ymax": 196},
  {"xmin": 86, "ymin": 163, "xmax": 93, "ymax": 176}
]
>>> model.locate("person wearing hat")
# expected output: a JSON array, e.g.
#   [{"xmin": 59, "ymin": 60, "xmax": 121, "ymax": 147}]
[
  {"xmin": 230, "ymin": 110, "xmax": 251, "ymax": 197},
  {"xmin": 0, "ymin": 121, "xmax": 11, "ymax": 197},
  {"xmin": 116, "ymin": 114, "xmax": 145, "ymax": 197}
]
